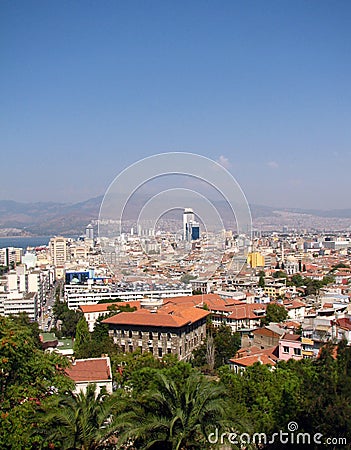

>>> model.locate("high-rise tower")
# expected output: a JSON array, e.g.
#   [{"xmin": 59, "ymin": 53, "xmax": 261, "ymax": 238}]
[
  {"xmin": 183, "ymin": 208, "xmax": 195, "ymax": 241},
  {"xmin": 85, "ymin": 223, "xmax": 94, "ymax": 240}
]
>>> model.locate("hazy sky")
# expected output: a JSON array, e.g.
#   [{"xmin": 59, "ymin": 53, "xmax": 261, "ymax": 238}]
[{"xmin": 1, "ymin": 1, "xmax": 350, "ymax": 209}]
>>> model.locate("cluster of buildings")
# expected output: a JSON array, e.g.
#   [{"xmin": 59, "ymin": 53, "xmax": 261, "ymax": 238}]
[
  {"xmin": 0, "ymin": 259, "xmax": 54, "ymax": 320},
  {"xmin": 2, "ymin": 221, "xmax": 351, "ymax": 391}
]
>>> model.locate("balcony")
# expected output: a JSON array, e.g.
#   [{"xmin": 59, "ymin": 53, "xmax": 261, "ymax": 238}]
[{"xmin": 302, "ymin": 349, "xmax": 314, "ymax": 357}]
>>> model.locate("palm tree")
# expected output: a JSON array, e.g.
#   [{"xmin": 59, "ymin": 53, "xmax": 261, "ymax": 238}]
[
  {"xmin": 42, "ymin": 384, "xmax": 119, "ymax": 449},
  {"xmin": 117, "ymin": 371, "xmax": 230, "ymax": 450}
]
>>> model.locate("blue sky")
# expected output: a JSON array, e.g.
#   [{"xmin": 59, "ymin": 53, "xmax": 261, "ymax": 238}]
[{"xmin": 1, "ymin": 1, "xmax": 350, "ymax": 209}]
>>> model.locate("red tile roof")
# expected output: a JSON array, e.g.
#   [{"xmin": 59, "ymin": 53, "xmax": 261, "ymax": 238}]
[
  {"xmin": 228, "ymin": 303, "xmax": 267, "ymax": 320},
  {"xmin": 102, "ymin": 306, "xmax": 209, "ymax": 328},
  {"xmin": 284, "ymin": 299, "xmax": 306, "ymax": 309},
  {"xmin": 165, "ymin": 293, "xmax": 243, "ymax": 309},
  {"xmin": 165, "ymin": 293, "xmax": 218, "ymax": 306},
  {"xmin": 280, "ymin": 333, "xmax": 301, "ymax": 342},
  {"xmin": 253, "ymin": 327, "xmax": 281, "ymax": 338},
  {"xmin": 284, "ymin": 321, "xmax": 301, "ymax": 329},
  {"xmin": 236, "ymin": 346, "xmax": 262, "ymax": 357},
  {"xmin": 66, "ymin": 357, "xmax": 111, "ymax": 382},
  {"xmin": 230, "ymin": 346, "xmax": 278, "ymax": 367},
  {"xmin": 335, "ymin": 317, "xmax": 351, "ymax": 331}
]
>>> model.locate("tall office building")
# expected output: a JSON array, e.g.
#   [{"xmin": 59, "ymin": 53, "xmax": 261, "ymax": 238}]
[
  {"xmin": 183, "ymin": 208, "xmax": 194, "ymax": 241},
  {"xmin": 190, "ymin": 222, "xmax": 200, "ymax": 240},
  {"xmin": 183, "ymin": 209, "xmax": 200, "ymax": 241},
  {"xmin": 49, "ymin": 237, "xmax": 68, "ymax": 266},
  {"xmin": 85, "ymin": 224, "xmax": 94, "ymax": 240}
]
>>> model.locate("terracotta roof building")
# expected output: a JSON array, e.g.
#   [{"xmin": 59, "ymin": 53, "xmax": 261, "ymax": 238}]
[
  {"xmin": 65, "ymin": 356, "xmax": 113, "ymax": 394},
  {"xmin": 103, "ymin": 305, "xmax": 209, "ymax": 360},
  {"xmin": 229, "ymin": 346, "xmax": 279, "ymax": 373}
]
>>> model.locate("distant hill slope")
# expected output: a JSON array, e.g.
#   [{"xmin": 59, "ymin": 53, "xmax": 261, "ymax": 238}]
[
  {"xmin": 0, "ymin": 197, "xmax": 102, "ymax": 235},
  {"xmin": 0, "ymin": 197, "xmax": 350, "ymax": 235}
]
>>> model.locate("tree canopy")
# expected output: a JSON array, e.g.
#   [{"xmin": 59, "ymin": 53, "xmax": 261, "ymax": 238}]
[
  {"xmin": 192, "ymin": 324, "xmax": 241, "ymax": 372},
  {"xmin": 261, "ymin": 302, "xmax": 288, "ymax": 325},
  {"xmin": 2, "ymin": 314, "xmax": 351, "ymax": 449},
  {"xmin": 0, "ymin": 315, "xmax": 73, "ymax": 449},
  {"xmin": 52, "ymin": 299, "xmax": 82, "ymax": 338}
]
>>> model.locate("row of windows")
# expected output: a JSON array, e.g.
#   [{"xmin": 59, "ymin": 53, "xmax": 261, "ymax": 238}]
[
  {"xmin": 114, "ymin": 329, "xmax": 174, "ymax": 340},
  {"xmin": 282, "ymin": 346, "xmax": 301, "ymax": 356},
  {"xmin": 212, "ymin": 317, "xmax": 262, "ymax": 325}
]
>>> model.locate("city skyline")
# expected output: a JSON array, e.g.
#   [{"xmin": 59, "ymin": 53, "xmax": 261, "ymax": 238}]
[{"xmin": 1, "ymin": 1, "xmax": 351, "ymax": 209}]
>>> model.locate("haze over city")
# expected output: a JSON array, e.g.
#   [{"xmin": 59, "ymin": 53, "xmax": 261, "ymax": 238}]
[{"xmin": 1, "ymin": 1, "xmax": 351, "ymax": 209}]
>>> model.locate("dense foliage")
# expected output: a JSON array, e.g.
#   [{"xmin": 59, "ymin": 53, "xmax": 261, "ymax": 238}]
[
  {"xmin": 261, "ymin": 303, "xmax": 288, "ymax": 325},
  {"xmin": 192, "ymin": 324, "xmax": 241, "ymax": 372},
  {"xmin": 73, "ymin": 306, "xmax": 136, "ymax": 359},
  {"xmin": 1, "ymin": 316, "xmax": 351, "ymax": 449},
  {"xmin": 0, "ymin": 315, "xmax": 73, "ymax": 449},
  {"xmin": 287, "ymin": 273, "xmax": 336, "ymax": 295},
  {"xmin": 52, "ymin": 299, "xmax": 83, "ymax": 338}
]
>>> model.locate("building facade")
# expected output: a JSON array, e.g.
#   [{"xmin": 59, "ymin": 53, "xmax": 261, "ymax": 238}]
[{"xmin": 103, "ymin": 306, "xmax": 209, "ymax": 360}]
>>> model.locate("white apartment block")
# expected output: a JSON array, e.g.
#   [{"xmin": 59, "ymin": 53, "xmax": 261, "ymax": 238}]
[
  {"xmin": 2, "ymin": 291, "xmax": 38, "ymax": 320},
  {"xmin": 1, "ymin": 267, "xmax": 54, "ymax": 319},
  {"xmin": 0, "ymin": 247, "xmax": 22, "ymax": 267},
  {"xmin": 49, "ymin": 237, "xmax": 69, "ymax": 266},
  {"xmin": 65, "ymin": 284, "xmax": 192, "ymax": 310}
]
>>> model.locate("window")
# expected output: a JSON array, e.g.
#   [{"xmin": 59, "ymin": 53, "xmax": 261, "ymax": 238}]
[
  {"xmin": 167, "ymin": 348, "xmax": 172, "ymax": 354},
  {"xmin": 158, "ymin": 348, "xmax": 163, "ymax": 357},
  {"xmin": 121, "ymin": 329, "xmax": 125, "ymax": 337},
  {"xmin": 158, "ymin": 332, "xmax": 162, "ymax": 340},
  {"xmin": 283, "ymin": 346, "xmax": 289, "ymax": 353},
  {"xmin": 129, "ymin": 330, "xmax": 132, "ymax": 338},
  {"xmin": 294, "ymin": 348, "xmax": 301, "ymax": 356},
  {"xmin": 139, "ymin": 331, "xmax": 142, "ymax": 339},
  {"xmin": 149, "ymin": 331, "xmax": 153, "ymax": 340}
]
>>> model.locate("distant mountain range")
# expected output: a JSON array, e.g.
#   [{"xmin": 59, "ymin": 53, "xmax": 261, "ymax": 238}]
[
  {"xmin": 0, "ymin": 197, "xmax": 350, "ymax": 236},
  {"xmin": 0, "ymin": 197, "xmax": 103, "ymax": 236}
]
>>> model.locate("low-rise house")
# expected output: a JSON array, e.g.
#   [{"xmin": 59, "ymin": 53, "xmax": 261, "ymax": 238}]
[
  {"xmin": 279, "ymin": 333, "xmax": 303, "ymax": 361},
  {"xmin": 226, "ymin": 304, "xmax": 267, "ymax": 332},
  {"xmin": 264, "ymin": 283, "xmax": 286, "ymax": 299},
  {"xmin": 333, "ymin": 317, "xmax": 351, "ymax": 344},
  {"xmin": 283, "ymin": 299, "xmax": 306, "ymax": 321},
  {"xmin": 55, "ymin": 338, "xmax": 74, "ymax": 357},
  {"xmin": 251, "ymin": 324, "xmax": 285, "ymax": 350},
  {"xmin": 229, "ymin": 346, "xmax": 279, "ymax": 374},
  {"xmin": 65, "ymin": 356, "xmax": 113, "ymax": 395},
  {"xmin": 40, "ymin": 332, "xmax": 58, "ymax": 351}
]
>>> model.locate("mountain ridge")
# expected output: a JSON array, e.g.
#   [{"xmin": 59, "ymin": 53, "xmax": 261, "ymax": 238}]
[{"xmin": 0, "ymin": 198, "xmax": 350, "ymax": 236}]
